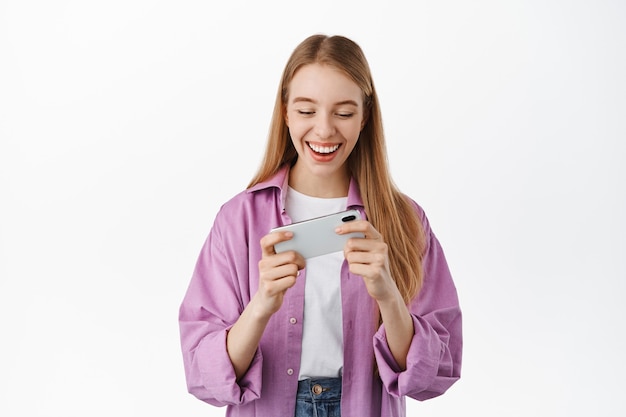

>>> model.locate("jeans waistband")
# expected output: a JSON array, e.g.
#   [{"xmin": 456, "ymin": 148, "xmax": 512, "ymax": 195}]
[{"xmin": 297, "ymin": 377, "xmax": 342, "ymax": 402}]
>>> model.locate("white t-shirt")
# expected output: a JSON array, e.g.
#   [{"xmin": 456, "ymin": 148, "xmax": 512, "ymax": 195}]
[{"xmin": 285, "ymin": 186, "xmax": 347, "ymax": 380}]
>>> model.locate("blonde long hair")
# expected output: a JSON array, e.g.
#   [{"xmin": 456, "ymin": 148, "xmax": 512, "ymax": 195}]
[{"xmin": 248, "ymin": 34, "xmax": 425, "ymax": 303}]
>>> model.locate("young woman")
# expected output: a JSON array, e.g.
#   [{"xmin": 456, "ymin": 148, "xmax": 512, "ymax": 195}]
[{"xmin": 179, "ymin": 34, "xmax": 462, "ymax": 417}]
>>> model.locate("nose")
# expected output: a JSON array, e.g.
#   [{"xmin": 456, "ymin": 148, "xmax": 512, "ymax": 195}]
[{"xmin": 314, "ymin": 114, "xmax": 336, "ymax": 139}]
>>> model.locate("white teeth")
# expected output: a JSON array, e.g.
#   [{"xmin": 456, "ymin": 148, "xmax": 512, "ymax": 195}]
[{"xmin": 308, "ymin": 143, "xmax": 340, "ymax": 154}]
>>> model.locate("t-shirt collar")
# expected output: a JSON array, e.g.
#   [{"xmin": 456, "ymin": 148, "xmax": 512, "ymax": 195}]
[{"xmin": 247, "ymin": 165, "xmax": 364, "ymax": 211}]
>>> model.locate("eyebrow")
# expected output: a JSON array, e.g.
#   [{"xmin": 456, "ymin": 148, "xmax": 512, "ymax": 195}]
[{"xmin": 291, "ymin": 97, "xmax": 360, "ymax": 107}]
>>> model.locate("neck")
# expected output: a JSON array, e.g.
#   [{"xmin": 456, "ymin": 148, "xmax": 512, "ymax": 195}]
[{"xmin": 288, "ymin": 164, "xmax": 350, "ymax": 198}]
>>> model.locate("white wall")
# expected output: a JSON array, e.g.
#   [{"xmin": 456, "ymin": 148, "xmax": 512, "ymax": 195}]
[{"xmin": 1, "ymin": 1, "xmax": 624, "ymax": 416}]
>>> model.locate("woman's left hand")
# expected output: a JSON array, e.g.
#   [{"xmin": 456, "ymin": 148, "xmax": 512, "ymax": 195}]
[
  {"xmin": 336, "ymin": 220, "xmax": 397, "ymax": 302},
  {"xmin": 338, "ymin": 219, "xmax": 414, "ymax": 370}
]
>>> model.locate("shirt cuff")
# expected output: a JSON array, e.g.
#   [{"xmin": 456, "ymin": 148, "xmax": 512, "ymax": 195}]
[
  {"xmin": 194, "ymin": 327, "xmax": 264, "ymax": 405},
  {"xmin": 373, "ymin": 314, "xmax": 441, "ymax": 398}
]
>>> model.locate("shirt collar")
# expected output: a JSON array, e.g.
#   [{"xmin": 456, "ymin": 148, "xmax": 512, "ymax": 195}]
[{"xmin": 247, "ymin": 165, "xmax": 364, "ymax": 211}]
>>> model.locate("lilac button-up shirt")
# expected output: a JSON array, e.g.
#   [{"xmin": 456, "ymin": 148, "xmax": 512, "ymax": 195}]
[{"xmin": 179, "ymin": 167, "xmax": 462, "ymax": 417}]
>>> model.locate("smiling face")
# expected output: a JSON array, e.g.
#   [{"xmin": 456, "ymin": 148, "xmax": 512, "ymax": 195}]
[{"xmin": 285, "ymin": 63, "xmax": 366, "ymax": 197}]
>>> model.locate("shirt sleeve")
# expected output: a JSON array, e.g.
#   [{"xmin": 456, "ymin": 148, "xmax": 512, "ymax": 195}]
[
  {"xmin": 373, "ymin": 204, "xmax": 463, "ymax": 401},
  {"xmin": 178, "ymin": 218, "xmax": 264, "ymax": 406}
]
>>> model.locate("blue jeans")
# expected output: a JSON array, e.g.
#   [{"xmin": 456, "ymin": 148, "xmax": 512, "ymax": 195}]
[{"xmin": 295, "ymin": 377, "xmax": 342, "ymax": 417}]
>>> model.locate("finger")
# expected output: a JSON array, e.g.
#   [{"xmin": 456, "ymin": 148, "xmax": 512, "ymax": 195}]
[
  {"xmin": 335, "ymin": 219, "xmax": 368, "ymax": 234},
  {"xmin": 259, "ymin": 250, "xmax": 305, "ymax": 272},
  {"xmin": 344, "ymin": 236, "xmax": 387, "ymax": 254},
  {"xmin": 345, "ymin": 249, "xmax": 387, "ymax": 267},
  {"xmin": 259, "ymin": 250, "xmax": 306, "ymax": 279},
  {"xmin": 275, "ymin": 250, "xmax": 306, "ymax": 271},
  {"xmin": 260, "ymin": 262, "xmax": 301, "ymax": 282},
  {"xmin": 271, "ymin": 275, "xmax": 298, "ymax": 292},
  {"xmin": 260, "ymin": 231, "xmax": 294, "ymax": 257},
  {"xmin": 262, "ymin": 275, "xmax": 298, "ymax": 297},
  {"xmin": 346, "ymin": 262, "xmax": 374, "ymax": 279},
  {"xmin": 336, "ymin": 220, "xmax": 382, "ymax": 240}
]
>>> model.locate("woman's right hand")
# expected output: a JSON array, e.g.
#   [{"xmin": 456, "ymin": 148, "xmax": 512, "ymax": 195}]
[
  {"xmin": 226, "ymin": 231, "xmax": 305, "ymax": 380},
  {"xmin": 254, "ymin": 231, "xmax": 305, "ymax": 317}
]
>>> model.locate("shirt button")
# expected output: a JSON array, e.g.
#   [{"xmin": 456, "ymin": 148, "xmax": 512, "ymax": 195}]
[
  {"xmin": 287, "ymin": 368, "xmax": 294, "ymax": 376},
  {"xmin": 289, "ymin": 317, "xmax": 297, "ymax": 324}
]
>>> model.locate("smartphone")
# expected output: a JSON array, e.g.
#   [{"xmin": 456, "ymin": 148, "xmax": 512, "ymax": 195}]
[{"xmin": 271, "ymin": 209, "xmax": 365, "ymax": 259}]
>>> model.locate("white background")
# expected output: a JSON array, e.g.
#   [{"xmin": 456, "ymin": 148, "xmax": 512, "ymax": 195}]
[{"xmin": 1, "ymin": 1, "xmax": 624, "ymax": 416}]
